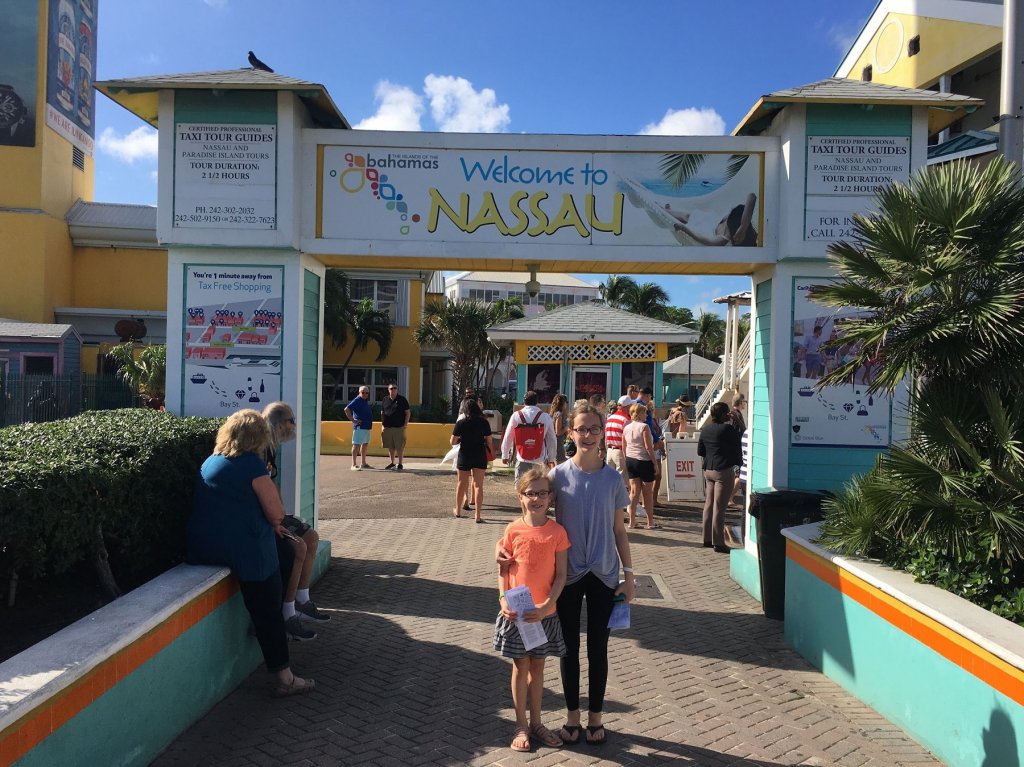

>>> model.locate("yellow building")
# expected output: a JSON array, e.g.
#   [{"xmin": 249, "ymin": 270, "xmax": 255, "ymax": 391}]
[
  {"xmin": 0, "ymin": 2, "xmax": 435, "ymax": 405},
  {"xmin": 836, "ymin": 0, "xmax": 1004, "ymax": 161}
]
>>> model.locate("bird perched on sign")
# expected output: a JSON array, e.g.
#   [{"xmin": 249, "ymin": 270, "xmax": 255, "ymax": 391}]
[{"xmin": 247, "ymin": 51, "xmax": 273, "ymax": 73}]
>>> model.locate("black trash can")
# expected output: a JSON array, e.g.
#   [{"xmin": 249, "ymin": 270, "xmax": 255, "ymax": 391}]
[{"xmin": 748, "ymin": 488, "xmax": 829, "ymax": 620}]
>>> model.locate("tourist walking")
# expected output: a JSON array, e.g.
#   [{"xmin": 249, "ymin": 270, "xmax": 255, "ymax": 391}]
[
  {"xmin": 494, "ymin": 466, "xmax": 570, "ymax": 752},
  {"xmin": 186, "ymin": 409, "xmax": 314, "ymax": 697},
  {"xmin": 698, "ymin": 402, "xmax": 743, "ymax": 552},
  {"xmin": 668, "ymin": 396, "xmax": 691, "ymax": 437},
  {"xmin": 604, "ymin": 396, "xmax": 632, "ymax": 488},
  {"xmin": 500, "ymin": 390, "xmax": 557, "ymax": 480},
  {"xmin": 451, "ymin": 397, "xmax": 491, "ymax": 522},
  {"xmin": 380, "ymin": 383, "xmax": 411, "ymax": 470},
  {"xmin": 344, "ymin": 386, "xmax": 373, "ymax": 470},
  {"xmin": 622, "ymin": 402, "xmax": 661, "ymax": 529},
  {"xmin": 549, "ymin": 393, "xmax": 570, "ymax": 463},
  {"xmin": 500, "ymin": 402, "xmax": 634, "ymax": 746}
]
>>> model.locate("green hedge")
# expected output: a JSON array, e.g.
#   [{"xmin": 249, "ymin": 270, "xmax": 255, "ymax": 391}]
[{"xmin": 0, "ymin": 409, "xmax": 221, "ymax": 587}]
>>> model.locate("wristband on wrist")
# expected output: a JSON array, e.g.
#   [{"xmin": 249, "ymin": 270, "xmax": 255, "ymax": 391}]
[
  {"xmin": 622, "ymin": 566, "xmax": 634, "ymax": 574},
  {"xmin": 498, "ymin": 592, "xmax": 505, "ymax": 600}
]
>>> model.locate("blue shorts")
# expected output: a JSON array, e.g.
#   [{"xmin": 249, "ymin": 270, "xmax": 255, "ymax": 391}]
[{"xmin": 352, "ymin": 428, "xmax": 371, "ymax": 445}]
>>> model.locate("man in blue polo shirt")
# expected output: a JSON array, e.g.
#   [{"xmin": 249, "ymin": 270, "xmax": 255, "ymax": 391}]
[{"xmin": 344, "ymin": 385, "xmax": 374, "ymax": 470}]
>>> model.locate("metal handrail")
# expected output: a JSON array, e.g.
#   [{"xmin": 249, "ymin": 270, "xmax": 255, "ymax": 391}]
[
  {"xmin": 694, "ymin": 331, "xmax": 752, "ymax": 425},
  {"xmin": 693, "ymin": 366, "xmax": 725, "ymax": 425}
]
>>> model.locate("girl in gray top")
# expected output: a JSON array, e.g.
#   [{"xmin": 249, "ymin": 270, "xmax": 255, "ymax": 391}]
[{"xmin": 503, "ymin": 401, "xmax": 634, "ymax": 746}]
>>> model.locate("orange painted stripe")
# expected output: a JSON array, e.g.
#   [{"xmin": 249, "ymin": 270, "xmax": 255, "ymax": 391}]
[
  {"xmin": 788, "ymin": 543, "xmax": 1024, "ymax": 707},
  {"xmin": 0, "ymin": 578, "xmax": 238, "ymax": 767}
]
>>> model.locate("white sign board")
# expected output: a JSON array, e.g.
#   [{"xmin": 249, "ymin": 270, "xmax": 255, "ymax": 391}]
[
  {"xmin": 182, "ymin": 265, "xmax": 283, "ymax": 417},
  {"xmin": 804, "ymin": 136, "xmax": 910, "ymax": 241},
  {"xmin": 319, "ymin": 146, "xmax": 763, "ymax": 249},
  {"xmin": 174, "ymin": 123, "xmax": 277, "ymax": 229},
  {"xmin": 790, "ymin": 278, "xmax": 891, "ymax": 448},
  {"xmin": 665, "ymin": 436, "xmax": 704, "ymax": 502}
]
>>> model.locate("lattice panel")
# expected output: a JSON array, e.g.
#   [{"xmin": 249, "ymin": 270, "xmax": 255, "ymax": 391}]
[{"xmin": 526, "ymin": 342, "xmax": 655, "ymax": 362}]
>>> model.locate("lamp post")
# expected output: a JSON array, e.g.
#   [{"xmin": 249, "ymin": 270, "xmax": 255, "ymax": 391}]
[{"xmin": 685, "ymin": 344, "xmax": 694, "ymax": 403}]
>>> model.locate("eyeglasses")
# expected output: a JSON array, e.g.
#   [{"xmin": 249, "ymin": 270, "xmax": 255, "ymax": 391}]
[
  {"xmin": 520, "ymin": 490, "xmax": 552, "ymax": 499},
  {"xmin": 572, "ymin": 426, "xmax": 603, "ymax": 436}
]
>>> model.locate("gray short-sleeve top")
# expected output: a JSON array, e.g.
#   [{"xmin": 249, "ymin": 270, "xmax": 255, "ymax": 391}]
[{"xmin": 550, "ymin": 460, "xmax": 630, "ymax": 587}]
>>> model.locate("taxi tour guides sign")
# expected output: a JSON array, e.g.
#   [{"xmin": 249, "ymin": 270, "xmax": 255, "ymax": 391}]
[
  {"xmin": 173, "ymin": 123, "xmax": 277, "ymax": 230},
  {"xmin": 804, "ymin": 136, "xmax": 910, "ymax": 242}
]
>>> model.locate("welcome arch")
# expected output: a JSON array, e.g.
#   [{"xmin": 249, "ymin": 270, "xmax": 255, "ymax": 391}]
[{"xmin": 98, "ymin": 70, "xmax": 979, "ymax": 593}]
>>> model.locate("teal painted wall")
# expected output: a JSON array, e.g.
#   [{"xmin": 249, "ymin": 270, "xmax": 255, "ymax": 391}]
[
  {"xmin": 786, "ymin": 273, "xmax": 887, "ymax": 492},
  {"xmin": 805, "ymin": 103, "xmax": 912, "ymax": 138},
  {"xmin": 174, "ymin": 90, "xmax": 277, "ymax": 123},
  {"xmin": 15, "ymin": 592, "xmax": 260, "ymax": 767},
  {"xmin": 786, "ymin": 104, "xmax": 912, "ymax": 493},
  {"xmin": 750, "ymin": 278, "xmax": 771, "ymax": 493},
  {"xmin": 730, "ymin": 548, "xmax": 762, "ymax": 603},
  {"xmin": 785, "ymin": 558, "xmax": 1024, "ymax": 767},
  {"xmin": 301, "ymin": 270, "xmax": 320, "ymax": 521}
]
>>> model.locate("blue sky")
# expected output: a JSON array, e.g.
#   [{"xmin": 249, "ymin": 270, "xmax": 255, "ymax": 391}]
[{"xmin": 93, "ymin": 0, "xmax": 876, "ymax": 316}]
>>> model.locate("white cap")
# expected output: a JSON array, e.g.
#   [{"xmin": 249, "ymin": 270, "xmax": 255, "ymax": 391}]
[{"xmin": 617, "ymin": 395, "xmax": 634, "ymax": 406}]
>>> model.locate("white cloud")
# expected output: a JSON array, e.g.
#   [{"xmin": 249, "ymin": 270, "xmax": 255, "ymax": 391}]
[
  {"xmin": 829, "ymin": 22, "xmax": 859, "ymax": 56},
  {"xmin": 639, "ymin": 107, "xmax": 726, "ymax": 136},
  {"xmin": 97, "ymin": 126, "xmax": 158, "ymax": 163},
  {"xmin": 353, "ymin": 81, "xmax": 424, "ymax": 131},
  {"xmin": 202, "ymin": 0, "xmax": 228, "ymax": 7},
  {"xmin": 424, "ymin": 75, "xmax": 510, "ymax": 133}
]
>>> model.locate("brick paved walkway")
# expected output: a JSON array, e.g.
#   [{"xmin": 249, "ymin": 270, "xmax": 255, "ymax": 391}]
[{"xmin": 152, "ymin": 461, "xmax": 940, "ymax": 766}]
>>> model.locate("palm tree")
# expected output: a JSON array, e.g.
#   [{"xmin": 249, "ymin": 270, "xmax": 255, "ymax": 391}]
[
  {"xmin": 812, "ymin": 158, "xmax": 1024, "ymax": 599},
  {"xmin": 323, "ymin": 269, "xmax": 353, "ymax": 350},
  {"xmin": 658, "ymin": 153, "xmax": 751, "ymax": 190},
  {"xmin": 663, "ymin": 305, "xmax": 695, "ymax": 327},
  {"xmin": 598, "ymin": 274, "xmax": 636, "ymax": 309},
  {"xmin": 694, "ymin": 310, "xmax": 726, "ymax": 360},
  {"xmin": 415, "ymin": 298, "xmax": 494, "ymax": 415},
  {"xmin": 107, "ymin": 342, "xmax": 166, "ymax": 409},
  {"xmin": 619, "ymin": 281, "xmax": 670, "ymax": 319},
  {"xmin": 483, "ymin": 296, "xmax": 525, "ymax": 394},
  {"xmin": 810, "ymin": 158, "xmax": 1024, "ymax": 394},
  {"xmin": 338, "ymin": 298, "xmax": 393, "ymax": 372},
  {"xmin": 321, "ymin": 270, "xmax": 394, "ymax": 402}
]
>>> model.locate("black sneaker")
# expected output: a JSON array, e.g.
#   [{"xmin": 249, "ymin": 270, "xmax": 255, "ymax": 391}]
[
  {"xmin": 296, "ymin": 599, "xmax": 331, "ymax": 623},
  {"xmin": 285, "ymin": 615, "xmax": 317, "ymax": 641},
  {"xmin": 396, "ymin": 464, "xmax": 404, "ymax": 471},
  {"xmin": 384, "ymin": 463, "xmax": 396, "ymax": 470}
]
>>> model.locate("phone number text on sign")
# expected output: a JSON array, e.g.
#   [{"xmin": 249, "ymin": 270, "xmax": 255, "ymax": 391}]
[{"xmin": 173, "ymin": 123, "xmax": 277, "ymax": 230}]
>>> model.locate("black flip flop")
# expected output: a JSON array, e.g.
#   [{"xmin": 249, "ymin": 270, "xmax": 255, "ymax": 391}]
[
  {"xmin": 585, "ymin": 724, "xmax": 607, "ymax": 746},
  {"xmin": 559, "ymin": 724, "xmax": 582, "ymax": 745}
]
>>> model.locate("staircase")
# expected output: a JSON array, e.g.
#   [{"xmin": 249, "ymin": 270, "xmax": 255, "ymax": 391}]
[{"xmin": 694, "ymin": 330, "xmax": 751, "ymax": 427}]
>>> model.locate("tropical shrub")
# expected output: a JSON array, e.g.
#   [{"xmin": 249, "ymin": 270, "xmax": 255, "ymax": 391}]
[
  {"xmin": 0, "ymin": 409, "xmax": 220, "ymax": 599},
  {"xmin": 811, "ymin": 158, "xmax": 1024, "ymax": 625}
]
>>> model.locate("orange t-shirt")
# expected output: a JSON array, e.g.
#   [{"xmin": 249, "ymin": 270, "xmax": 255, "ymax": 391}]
[{"xmin": 499, "ymin": 518, "xmax": 571, "ymax": 606}]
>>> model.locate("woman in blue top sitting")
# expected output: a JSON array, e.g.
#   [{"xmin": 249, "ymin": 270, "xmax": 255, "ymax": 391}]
[{"xmin": 186, "ymin": 409, "xmax": 314, "ymax": 697}]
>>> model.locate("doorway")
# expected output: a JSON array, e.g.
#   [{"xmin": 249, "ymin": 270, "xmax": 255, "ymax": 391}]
[{"xmin": 572, "ymin": 366, "xmax": 610, "ymax": 403}]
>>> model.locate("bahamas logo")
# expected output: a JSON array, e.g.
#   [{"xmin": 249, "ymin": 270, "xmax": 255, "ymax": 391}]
[{"xmin": 330, "ymin": 152, "xmax": 422, "ymax": 235}]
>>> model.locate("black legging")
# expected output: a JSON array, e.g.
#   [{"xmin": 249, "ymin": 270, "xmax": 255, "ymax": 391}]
[
  {"xmin": 238, "ymin": 568, "xmax": 289, "ymax": 673},
  {"xmin": 557, "ymin": 571, "xmax": 616, "ymax": 713}
]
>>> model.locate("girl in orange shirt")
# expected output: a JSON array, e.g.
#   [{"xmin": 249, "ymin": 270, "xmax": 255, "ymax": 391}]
[{"xmin": 495, "ymin": 466, "xmax": 570, "ymax": 752}]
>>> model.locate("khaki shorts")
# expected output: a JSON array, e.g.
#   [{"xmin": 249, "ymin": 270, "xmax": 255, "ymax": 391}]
[{"xmin": 381, "ymin": 426, "xmax": 407, "ymax": 450}]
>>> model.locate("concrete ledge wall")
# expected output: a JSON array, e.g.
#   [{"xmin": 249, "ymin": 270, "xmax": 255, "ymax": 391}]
[
  {"xmin": 321, "ymin": 420, "xmax": 454, "ymax": 458},
  {"xmin": 0, "ymin": 542, "xmax": 332, "ymax": 767},
  {"xmin": 783, "ymin": 523, "xmax": 1024, "ymax": 767}
]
